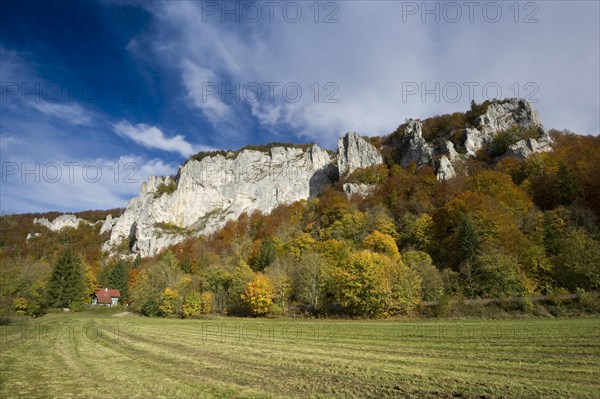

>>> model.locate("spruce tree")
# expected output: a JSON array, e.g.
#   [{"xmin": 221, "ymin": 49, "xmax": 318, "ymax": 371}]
[
  {"xmin": 46, "ymin": 249, "xmax": 86, "ymax": 308},
  {"xmin": 558, "ymin": 162, "xmax": 578, "ymax": 205},
  {"xmin": 458, "ymin": 215, "xmax": 481, "ymax": 263},
  {"xmin": 108, "ymin": 261, "xmax": 130, "ymax": 302}
]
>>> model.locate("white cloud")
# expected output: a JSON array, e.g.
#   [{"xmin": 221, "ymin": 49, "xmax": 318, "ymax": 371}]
[
  {"xmin": 139, "ymin": 1, "xmax": 599, "ymax": 146},
  {"xmin": 181, "ymin": 60, "xmax": 231, "ymax": 126},
  {"xmin": 113, "ymin": 121, "xmax": 207, "ymax": 157},
  {"xmin": 29, "ymin": 102, "xmax": 92, "ymax": 126},
  {"xmin": 0, "ymin": 155, "xmax": 178, "ymax": 213}
]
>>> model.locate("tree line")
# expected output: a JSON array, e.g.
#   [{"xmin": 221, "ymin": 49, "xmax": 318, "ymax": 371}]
[{"xmin": 1, "ymin": 128, "xmax": 599, "ymax": 318}]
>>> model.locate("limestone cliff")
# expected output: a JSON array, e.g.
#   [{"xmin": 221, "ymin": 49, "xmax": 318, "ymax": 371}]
[
  {"xmin": 337, "ymin": 132, "xmax": 383, "ymax": 176},
  {"xmin": 103, "ymin": 145, "xmax": 336, "ymax": 257},
  {"xmin": 382, "ymin": 98, "xmax": 554, "ymax": 178},
  {"xmin": 99, "ymin": 98, "xmax": 554, "ymax": 257},
  {"xmin": 34, "ymin": 214, "xmax": 93, "ymax": 231}
]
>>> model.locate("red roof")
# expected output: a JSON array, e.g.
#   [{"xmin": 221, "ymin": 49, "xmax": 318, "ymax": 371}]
[{"xmin": 95, "ymin": 288, "xmax": 121, "ymax": 304}]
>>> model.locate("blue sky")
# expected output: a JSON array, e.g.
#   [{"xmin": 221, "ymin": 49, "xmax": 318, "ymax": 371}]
[{"xmin": 1, "ymin": 0, "xmax": 599, "ymax": 213}]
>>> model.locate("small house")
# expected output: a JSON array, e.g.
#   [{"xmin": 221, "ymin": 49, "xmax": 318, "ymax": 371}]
[{"xmin": 93, "ymin": 288, "xmax": 121, "ymax": 306}]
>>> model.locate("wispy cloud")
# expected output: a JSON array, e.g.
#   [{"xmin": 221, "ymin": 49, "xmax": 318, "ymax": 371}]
[
  {"xmin": 113, "ymin": 121, "xmax": 207, "ymax": 157},
  {"xmin": 137, "ymin": 1, "xmax": 599, "ymax": 144},
  {"xmin": 0, "ymin": 48, "xmax": 190, "ymax": 212},
  {"xmin": 181, "ymin": 60, "xmax": 231, "ymax": 126},
  {"xmin": 29, "ymin": 102, "xmax": 92, "ymax": 126},
  {"xmin": 0, "ymin": 155, "xmax": 178, "ymax": 213},
  {"xmin": 1, "ymin": 47, "xmax": 95, "ymax": 127}
]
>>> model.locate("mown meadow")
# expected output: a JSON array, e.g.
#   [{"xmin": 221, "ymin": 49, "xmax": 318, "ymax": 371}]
[{"xmin": 1, "ymin": 313, "xmax": 598, "ymax": 398}]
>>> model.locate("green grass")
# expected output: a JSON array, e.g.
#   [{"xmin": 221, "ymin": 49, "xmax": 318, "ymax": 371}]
[{"xmin": 1, "ymin": 314, "xmax": 598, "ymax": 398}]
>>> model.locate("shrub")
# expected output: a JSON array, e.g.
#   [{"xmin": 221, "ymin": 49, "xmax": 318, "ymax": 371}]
[
  {"xmin": 489, "ymin": 128, "xmax": 519, "ymax": 157},
  {"xmin": 421, "ymin": 112, "xmax": 467, "ymax": 141},
  {"xmin": 549, "ymin": 287, "xmax": 570, "ymax": 306},
  {"xmin": 518, "ymin": 296, "xmax": 535, "ymax": 313},
  {"xmin": 432, "ymin": 294, "xmax": 452, "ymax": 317},
  {"xmin": 575, "ymin": 288, "xmax": 600, "ymax": 312},
  {"xmin": 346, "ymin": 164, "xmax": 389, "ymax": 185},
  {"xmin": 154, "ymin": 179, "xmax": 177, "ymax": 198}
]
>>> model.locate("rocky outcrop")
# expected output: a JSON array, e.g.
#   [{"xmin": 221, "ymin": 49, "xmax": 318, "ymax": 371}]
[
  {"xmin": 104, "ymin": 145, "xmax": 336, "ymax": 257},
  {"xmin": 338, "ymin": 132, "xmax": 383, "ymax": 176},
  {"xmin": 464, "ymin": 128, "xmax": 486, "ymax": 157},
  {"xmin": 385, "ymin": 99, "xmax": 550, "ymax": 179},
  {"xmin": 465, "ymin": 99, "xmax": 543, "ymax": 156},
  {"xmin": 99, "ymin": 214, "xmax": 119, "ymax": 235},
  {"xmin": 97, "ymin": 98, "xmax": 554, "ymax": 258},
  {"xmin": 343, "ymin": 183, "xmax": 376, "ymax": 198},
  {"xmin": 507, "ymin": 133, "xmax": 555, "ymax": 159},
  {"xmin": 477, "ymin": 99, "xmax": 541, "ymax": 135},
  {"xmin": 34, "ymin": 214, "xmax": 90, "ymax": 231},
  {"xmin": 26, "ymin": 232, "xmax": 41, "ymax": 241},
  {"xmin": 440, "ymin": 140, "xmax": 459, "ymax": 161},
  {"xmin": 436, "ymin": 156, "xmax": 456, "ymax": 180},
  {"xmin": 399, "ymin": 120, "xmax": 434, "ymax": 168}
]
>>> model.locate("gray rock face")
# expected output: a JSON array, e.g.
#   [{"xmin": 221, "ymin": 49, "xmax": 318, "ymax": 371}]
[
  {"xmin": 26, "ymin": 232, "xmax": 41, "ymax": 241},
  {"xmin": 92, "ymin": 98, "xmax": 553, "ymax": 258},
  {"xmin": 436, "ymin": 156, "xmax": 456, "ymax": 180},
  {"xmin": 465, "ymin": 99, "xmax": 543, "ymax": 156},
  {"xmin": 476, "ymin": 99, "xmax": 541, "ymax": 135},
  {"xmin": 104, "ymin": 145, "xmax": 336, "ymax": 257},
  {"xmin": 507, "ymin": 133, "xmax": 555, "ymax": 158},
  {"xmin": 34, "ymin": 214, "xmax": 90, "ymax": 231},
  {"xmin": 99, "ymin": 214, "xmax": 119, "ymax": 235},
  {"xmin": 464, "ymin": 128, "xmax": 486, "ymax": 157},
  {"xmin": 440, "ymin": 140, "xmax": 459, "ymax": 161},
  {"xmin": 343, "ymin": 183, "xmax": 375, "ymax": 198},
  {"xmin": 338, "ymin": 132, "xmax": 383, "ymax": 176},
  {"xmin": 399, "ymin": 120, "xmax": 434, "ymax": 168},
  {"xmin": 387, "ymin": 99, "xmax": 551, "ymax": 180}
]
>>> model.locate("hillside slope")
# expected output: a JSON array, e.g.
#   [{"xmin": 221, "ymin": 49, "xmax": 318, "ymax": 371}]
[{"xmin": 102, "ymin": 98, "xmax": 554, "ymax": 257}]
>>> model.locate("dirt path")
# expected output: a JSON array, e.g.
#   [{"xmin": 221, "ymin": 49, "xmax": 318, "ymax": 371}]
[{"xmin": 112, "ymin": 311, "xmax": 133, "ymax": 317}]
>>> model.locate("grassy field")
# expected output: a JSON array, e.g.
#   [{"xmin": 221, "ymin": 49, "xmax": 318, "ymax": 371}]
[{"xmin": 0, "ymin": 313, "xmax": 598, "ymax": 399}]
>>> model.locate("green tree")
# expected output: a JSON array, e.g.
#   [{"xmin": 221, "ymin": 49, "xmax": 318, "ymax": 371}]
[
  {"xmin": 46, "ymin": 250, "xmax": 87, "ymax": 309},
  {"xmin": 458, "ymin": 215, "xmax": 480, "ymax": 263},
  {"xmin": 252, "ymin": 240, "xmax": 277, "ymax": 271},
  {"xmin": 130, "ymin": 251, "xmax": 183, "ymax": 316},
  {"xmin": 552, "ymin": 228, "xmax": 600, "ymax": 291},
  {"xmin": 473, "ymin": 244, "xmax": 527, "ymax": 298},
  {"xmin": 108, "ymin": 261, "xmax": 130, "ymax": 302},
  {"xmin": 200, "ymin": 292, "xmax": 214, "ymax": 314},
  {"xmin": 294, "ymin": 252, "xmax": 328, "ymax": 313},
  {"xmin": 333, "ymin": 251, "xmax": 387, "ymax": 316},
  {"xmin": 413, "ymin": 214, "xmax": 434, "ymax": 251},
  {"xmin": 228, "ymin": 258, "xmax": 255, "ymax": 313},
  {"xmin": 264, "ymin": 259, "xmax": 292, "ymax": 314},
  {"xmin": 403, "ymin": 251, "xmax": 444, "ymax": 301},
  {"xmin": 332, "ymin": 251, "xmax": 420, "ymax": 316},
  {"xmin": 557, "ymin": 162, "xmax": 578, "ymax": 205}
]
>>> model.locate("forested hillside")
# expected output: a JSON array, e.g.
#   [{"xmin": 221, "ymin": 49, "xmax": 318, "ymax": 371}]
[{"xmin": 2, "ymin": 104, "xmax": 599, "ymax": 319}]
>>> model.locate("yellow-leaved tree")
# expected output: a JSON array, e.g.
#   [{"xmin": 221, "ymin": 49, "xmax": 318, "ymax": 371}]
[
  {"xmin": 159, "ymin": 287, "xmax": 179, "ymax": 316},
  {"xmin": 333, "ymin": 250, "xmax": 421, "ymax": 317},
  {"xmin": 363, "ymin": 230, "xmax": 400, "ymax": 258},
  {"xmin": 241, "ymin": 274, "xmax": 274, "ymax": 316}
]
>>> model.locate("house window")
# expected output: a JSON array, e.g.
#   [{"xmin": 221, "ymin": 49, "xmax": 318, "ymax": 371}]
[{"xmin": 111, "ymin": 298, "xmax": 119, "ymax": 306}]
